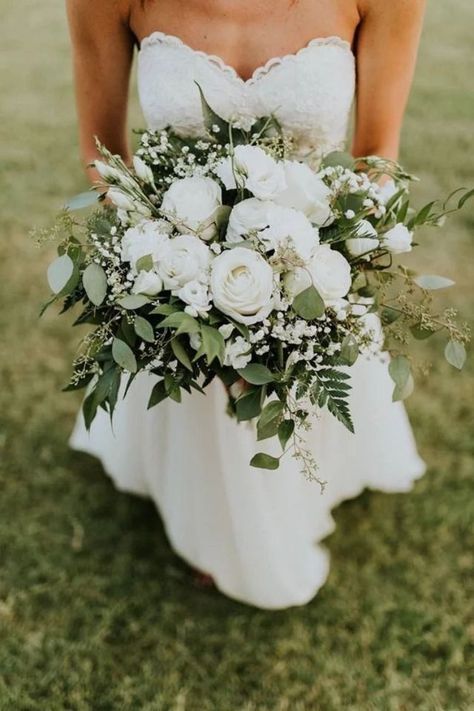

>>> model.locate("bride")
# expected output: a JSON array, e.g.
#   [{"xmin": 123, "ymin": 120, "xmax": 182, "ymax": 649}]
[{"xmin": 66, "ymin": 0, "xmax": 427, "ymax": 609}]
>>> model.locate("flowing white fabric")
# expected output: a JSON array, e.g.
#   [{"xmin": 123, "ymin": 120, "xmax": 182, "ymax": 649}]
[{"xmin": 69, "ymin": 32, "xmax": 425, "ymax": 609}]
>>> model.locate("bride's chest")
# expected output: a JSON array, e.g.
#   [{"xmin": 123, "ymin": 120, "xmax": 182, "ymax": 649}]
[{"xmin": 137, "ymin": 32, "xmax": 356, "ymax": 163}]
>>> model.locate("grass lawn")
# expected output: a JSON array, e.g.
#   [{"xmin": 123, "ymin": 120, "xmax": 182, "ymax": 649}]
[{"xmin": 0, "ymin": 1, "xmax": 473, "ymax": 708}]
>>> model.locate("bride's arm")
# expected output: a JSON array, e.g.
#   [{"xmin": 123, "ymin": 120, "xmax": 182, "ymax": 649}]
[
  {"xmin": 352, "ymin": 0, "xmax": 427, "ymax": 161},
  {"xmin": 65, "ymin": 0, "xmax": 135, "ymax": 183}
]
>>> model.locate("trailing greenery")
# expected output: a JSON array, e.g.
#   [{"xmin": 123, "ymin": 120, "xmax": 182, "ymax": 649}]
[{"xmin": 0, "ymin": 0, "xmax": 473, "ymax": 709}]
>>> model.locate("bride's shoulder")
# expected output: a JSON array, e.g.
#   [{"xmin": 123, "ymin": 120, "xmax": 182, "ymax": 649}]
[
  {"xmin": 358, "ymin": 0, "xmax": 426, "ymax": 21},
  {"xmin": 66, "ymin": 0, "xmax": 132, "ymax": 31},
  {"xmin": 66, "ymin": 0, "xmax": 135, "ymax": 50}
]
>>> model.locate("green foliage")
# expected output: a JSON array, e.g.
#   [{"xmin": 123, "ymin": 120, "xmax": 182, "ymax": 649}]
[
  {"xmin": 1, "ymin": 1, "xmax": 473, "ymax": 707},
  {"xmin": 133, "ymin": 315, "xmax": 155, "ymax": 343},
  {"xmin": 237, "ymin": 363, "xmax": 275, "ymax": 385},
  {"xmin": 82, "ymin": 262, "xmax": 107, "ymax": 306},
  {"xmin": 64, "ymin": 190, "xmax": 99, "ymax": 211},
  {"xmin": 235, "ymin": 387, "xmax": 264, "ymax": 421},
  {"xmin": 47, "ymin": 254, "xmax": 74, "ymax": 294},
  {"xmin": 112, "ymin": 337, "xmax": 138, "ymax": 373},
  {"xmin": 311, "ymin": 368, "xmax": 354, "ymax": 433},
  {"xmin": 444, "ymin": 339, "xmax": 467, "ymax": 370},
  {"xmin": 292, "ymin": 285, "xmax": 325, "ymax": 320},
  {"xmin": 414, "ymin": 274, "xmax": 456, "ymax": 290},
  {"xmin": 194, "ymin": 324, "xmax": 225, "ymax": 365},
  {"xmin": 117, "ymin": 294, "xmax": 150, "ymax": 310},
  {"xmin": 250, "ymin": 452, "xmax": 280, "ymax": 470}
]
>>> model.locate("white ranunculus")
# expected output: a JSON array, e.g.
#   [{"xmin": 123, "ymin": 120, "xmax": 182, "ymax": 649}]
[
  {"xmin": 210, "ymin": 247, "xmax": 274, "ymax": 325},
  {"xmin": 345, "ymin": 219, "xmax": 380, "ymax": 258},
  {"xmin": 121, "ymin": 220, "xmax": 171, "ymax": 271},
  {"xmin": 224, "ymin": 336, "xmax": 252, "ymax": 369},
  {"xmin": 131, "ymin": 269, "xmax": 163, "ymax": 296},
  {"xmin": 285, "ymin": 244, "xmax": 352, "ymax": 303},
  {"xmin": 258, "ymin": 204, "xmax": 320, "ymax": 261},
  {"xmin": 226, "ymin": 198, "xmax": 273, "ymax": 243},
  {"xmin": 176, "ymin": 280, "xmax": 212, "ymax": 317},
  {"xmin": 274, "ymin": 161, "xmax": 333, "ymax": 226},
  {"xmin": 382, "ymin": 223, "xmax": 413, "ymax": 254},
  {"xmin": 158, "ymin": 234, "xmax": 211, "ymax": 290},
  {"xmin": 160, "ymin": 176, "xmax": 222, "ymax": 240},
  {"xmin": 214, "ymin": 145, "xmax": 286, "ymax": 200},
  {"xmin": 133, "ymin": 155, "xmax": 154, "ymax": 184}
]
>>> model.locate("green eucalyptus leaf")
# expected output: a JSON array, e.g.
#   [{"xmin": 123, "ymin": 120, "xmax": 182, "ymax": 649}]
[
  {"xmin": 118, "ymin": 294, "xmax": 150, "ymax": 310},
  {"xmin": 388, "ymin": 355, "xmax": 410, "ymax": 389},
  {"xmin": 414, "ymin": 275, "xmax": 455, "ymax": 290},
  {"xmin": 340, "ymin": 334, "xmax": 359, "ymax": 366},
  {"xmin": 250, "ymin": 453, "xmax": 280, "ymax": 470},
  {"xmin": 322, "ymin": 151, "xmax": 354, "ymax": 169},
  {"xmin": 410, "ymin": 323, "xmax": 435, "ymax": 340},
  {"xmin": 381, "ymin": 307, "xmax": 401, "ymax": 325},
  {"xmin": 82, "ymin": 262, "xmax": 107, "ymax": 306},
  {"xmin": 47, "ymin": 254, "xmax": 74, "ymax": 294},
  {"xmin": 392, "ymin": 372, "xmax": 415, "ymax": 402},
  {"xmin": 444, "ymin": 340, "xmax": 466, "ymax": 370},
  {"xmin": 112, "ymin": 337, "xmax": 137, "ymax": 373},
  {"xmin": 64, "ymin": 191, "xmax": 99, "ymax": 211},
  {"xmin": 134, "ymin": 316, "xmax": 155, "ymax": 343},
  {"xmin": 293, "ymin": 286, "xmax": 325, "ymax": 320},
  {"xmin": 237, "ymin": 363, "xmax": 275, "ymax": 385}
]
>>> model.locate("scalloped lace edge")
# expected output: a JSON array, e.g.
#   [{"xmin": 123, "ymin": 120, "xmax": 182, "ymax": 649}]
[{"xmin": 139, "ymin": 30, "xmax": 353, "ymax": 85}]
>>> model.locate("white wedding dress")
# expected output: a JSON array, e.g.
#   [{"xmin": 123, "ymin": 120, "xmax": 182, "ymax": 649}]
[{"xmin": 69, "ymin": 31, "xmax": 426, "ymax": 609}]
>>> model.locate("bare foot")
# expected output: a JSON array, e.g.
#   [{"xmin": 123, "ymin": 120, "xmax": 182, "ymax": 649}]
[{"xmin": 192, "ymin": 568, "xmax": 215, "ymax": 588}]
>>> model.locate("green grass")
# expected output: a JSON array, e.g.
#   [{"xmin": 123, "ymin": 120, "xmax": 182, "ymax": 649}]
[{"xmin": 0, "ymin": 1, "xmax": 473, "ymax": 709}]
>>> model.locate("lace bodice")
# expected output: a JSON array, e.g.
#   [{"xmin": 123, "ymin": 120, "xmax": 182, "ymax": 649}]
[{"xmin": 138, "ymin": 31, "xmax": 356, "ymax": 165}]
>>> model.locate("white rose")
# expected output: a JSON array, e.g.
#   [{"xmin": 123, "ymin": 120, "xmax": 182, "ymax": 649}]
[
  {"xmin": 176, "ymin": 280, "xmax": 212, "ymax": 317},
  {"xmin": 258, "ymin": 204, "xmax": 320, "ymax": 261},
  {"xmin": 133, "ymin": 155, "xmax": 154, "ymax": 184},
  {"xmin": 121, "ymin": 220, "xmax": 170, "ymax": 271},
  {"xmin": 161, "ymin": 177, "xmax": 222, "ymax": 240},
  {"xmin": 345, "ymin": 219, "xmax": 380, "ymax": 258},
  {"xmin": 285, "ymin": 244, "xmax": 352, "ymax": 303},
  {"xmin": 158, "ymin": 234, "xmax": 211, "ymax": 290},
  {"xmin": 382, "ymin": 223, "xmax": 413, "ymax": 254},
  {"xmin": 224, "ymin": 336, "xmax": 252, "ymax": 369},
  {"xmin": 210, "ymin": 247, "xmax": 274, "ymax": 325},
  {"xmin": 226, "ymin": 198, "xmax": 273, "ymax": 243},
  {"xmin": 131, "ymin": 269, "xmax": 163, "ymax": 296},
  {"xmin": 214, "ymin": 145, "xmax": 286, "ymax": 200},
  {"xmin": 274, "ymin": 161, "xmax": 333, "ymax": 226}
]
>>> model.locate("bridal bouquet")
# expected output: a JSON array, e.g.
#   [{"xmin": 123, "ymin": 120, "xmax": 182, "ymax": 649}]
[{"xmin": 39, "ymin": 89, "xmax": 471, "ymax": 480}]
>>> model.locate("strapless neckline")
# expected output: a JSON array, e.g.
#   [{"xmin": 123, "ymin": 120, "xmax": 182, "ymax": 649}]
[{"xmin": 139, "ymin": 30, "xmax": 353, "ymax": 87}]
